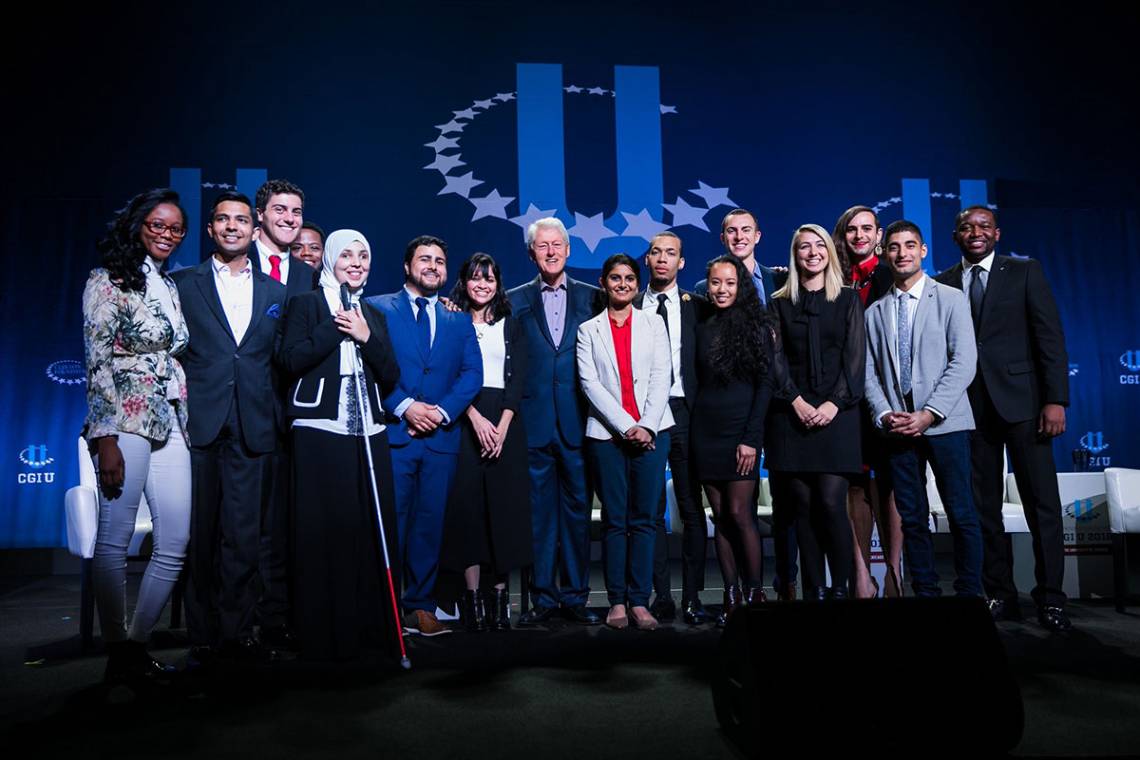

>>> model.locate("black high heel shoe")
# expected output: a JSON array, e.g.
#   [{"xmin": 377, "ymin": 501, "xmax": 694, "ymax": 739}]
[
  {"xmin": 716, "ymin": 585, "xmax": 742, "ymax": 627},
  {"xmin": 104, "ymin": 641, "xmax": 178, "ymax": 685},
  {"xmin": 461, "ymin": 589, "xmax": 488, "ymax": 632}
]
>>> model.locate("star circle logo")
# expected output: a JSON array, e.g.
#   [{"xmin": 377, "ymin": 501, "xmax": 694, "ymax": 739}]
[{"xmin": 46, "ymin": 360, "xmax": 85, "ymax": 386}]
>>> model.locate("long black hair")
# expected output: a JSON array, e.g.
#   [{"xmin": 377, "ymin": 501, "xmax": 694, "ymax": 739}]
[
  {"xmin": 449, "ymin": 252, "xmax": 512, "ymax": 323},
  {"xmin": 96, "ymin": 188, "xmax": 186, "ymax": 293},
  {"xmin": 705, "ymin": 254, "xmax": 776, "ymax": 382},
  {"xmin": 599, "ymin": 252, "xmax": 641, "ymax": 305}
]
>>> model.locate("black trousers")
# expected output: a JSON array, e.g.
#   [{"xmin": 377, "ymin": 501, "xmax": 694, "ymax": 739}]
[
  {"xmin": 184, "ymin": 401, "xmax": 273, "ymax": 645},
  {"xmin": 970, "ymin": 381, "xmax": 1067, "ymax": 608},
  {"xmin": 256, "ymin": 442, "xmax": 291, "ymax": 629},
  {"xmin": 653, "ymin": 398, "xmax": 707, "ymax": 602}
]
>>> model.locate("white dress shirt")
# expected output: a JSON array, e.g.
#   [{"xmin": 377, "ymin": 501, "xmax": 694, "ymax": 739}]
[
  {"xmin": 639, "ymin": 284, "xmax": 684, "ymax": 398},
  {"xmin": 211, "ymin": 256, "xmax": 253, "ymax": 345},
  {"xmin": 256, "ymin": 239, "xmax": 290, "ymax": 284},
  {"xmin": 961, "ymin": 250, "xmax": 995, "ymax": 294}
]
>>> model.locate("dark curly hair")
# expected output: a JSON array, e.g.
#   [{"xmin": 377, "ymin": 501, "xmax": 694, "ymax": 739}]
[
  {"xmin": 96, "ymin": 188, "xmax": 187, "ymax": 293},
  {"xmin": 449, "ymin": 252, "xmax": 512, "ymax": 323},
  {"xmin": 254, "ymin": 179, "xmax": 305, "ymax": 212},
  {"xmin": 704, "ymin": 255, "xmax": 776, "ymax": 382}
]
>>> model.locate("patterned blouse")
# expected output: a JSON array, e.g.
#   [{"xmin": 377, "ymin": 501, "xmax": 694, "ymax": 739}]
[{"xmin": 82, "ymin": 268, "xmax": 190, "ymax": 444}]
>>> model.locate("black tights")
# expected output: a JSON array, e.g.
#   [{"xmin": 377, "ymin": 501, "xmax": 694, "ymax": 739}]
[
  {"xmin": 704, "ymin": 480, "xmax": 763, "ymax": 591},
  {"xmin": 774, "ymin": 472, "xmax": 854, "ymax": 591}
]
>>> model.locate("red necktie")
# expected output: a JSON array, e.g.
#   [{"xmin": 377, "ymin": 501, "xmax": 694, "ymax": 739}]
[{"xmin": 268, "ymin": 254, "xmax": 283, "ymax": 282}]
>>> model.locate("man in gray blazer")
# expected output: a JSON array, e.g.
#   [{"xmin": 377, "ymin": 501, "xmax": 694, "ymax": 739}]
[{"xmin": 864, "ymin": 220, "xmax": 983, "ymax": 597}]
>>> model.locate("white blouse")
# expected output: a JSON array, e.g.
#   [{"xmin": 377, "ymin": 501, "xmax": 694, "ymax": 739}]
[{"xmin": 474, "ymin": 319, "xmax": 506, "ymax": 389}]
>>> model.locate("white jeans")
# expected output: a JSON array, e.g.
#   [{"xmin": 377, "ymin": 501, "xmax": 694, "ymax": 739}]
[{"xmin": 93, "ymin": 416, "xmax": 191, "ymax": 644}]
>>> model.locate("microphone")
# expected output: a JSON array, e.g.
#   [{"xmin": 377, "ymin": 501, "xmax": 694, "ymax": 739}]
[{"xmin": 340, "ymin": 283, "xmax": 354, "ymax": 312}]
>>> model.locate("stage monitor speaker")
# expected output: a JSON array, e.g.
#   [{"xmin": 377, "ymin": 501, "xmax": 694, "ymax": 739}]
[{"xmin": 712, "ymin": 597, "xmax": 1023, "ymax": 754}]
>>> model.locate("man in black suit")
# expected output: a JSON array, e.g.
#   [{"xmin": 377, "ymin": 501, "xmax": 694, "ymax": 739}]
[
  {"xmin": 173, "ymin": 191, "xmax": 288, "ymax": 659},
  {"xmin": 635, "ymin": 231, "xmax": 712, "ymax": 624},
  {"xmin": 249, "ymin": 180, "xmax": 316, "ymax": 647},
  {"xmin": 936, "ymin": 205, "xmax": 1072, "ymax": 631}
]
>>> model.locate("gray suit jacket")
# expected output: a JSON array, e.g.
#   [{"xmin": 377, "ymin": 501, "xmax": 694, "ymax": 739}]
[{"xmin": 864, "ymin": 277, "xmax": 977, "ymax": 436}]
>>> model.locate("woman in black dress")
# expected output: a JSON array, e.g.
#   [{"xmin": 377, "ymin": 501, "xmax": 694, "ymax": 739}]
[
  {"xmin": 691, "ymin": 255, "xmax": 780, "ymax": 626},
  {"xmin": 437, "ymin": 253, "xmax": 532, "ymax": 632},
  {"xmin": 766, "ymin": 224, "xmax": 865, "ymax": 600},
  {"xmin": 278, "ymin": 229, "xmax": 402, "ymax": 661}
]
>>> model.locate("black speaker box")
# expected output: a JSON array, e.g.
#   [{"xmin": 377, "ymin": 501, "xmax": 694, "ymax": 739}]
[{"xmin": 712, "ymin": 597, "xmax": 1023, "ymax": 754}]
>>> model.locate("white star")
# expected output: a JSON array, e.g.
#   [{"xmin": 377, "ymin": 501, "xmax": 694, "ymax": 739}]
[
  {"xmin": 437, "ymin": 172, "xmax": 483, "ymax": 199},
  {"xmin": 660, "ymin": 104, "xmax": 677, "ymax": 114},
  {"xmin": 945, "ymin": 192, "xmax": 958, "ymax": 199},
  {"xmin": 425, "ymin": 135, "xmax": 460, "ymax": 151},
  {"xmin": 509, "ymin": 203, "xmax": 559, "ymax": 238},
  {"xmin": 453, "ymin": 108, "xmax": 477, "ymax": 120},
  {"xmin": 987, "ymin": 203, "xmax": 999, "ymax": 210},
  {"xmin": 218, "ymin": 183, "xmax": 233, "ymax": 189},
  {"xmin": 565, "ymin": 85, "xmax": 583, "ymax": 93},
  {"xmin": 423, "ymin": 153, "xmax": 466, "ymax": 174},
  {"xmin": 469, "ymin": 189, "xmax": 516, "ymax": 221},
  {"xmin": 619, "ymin": 209, "xmax": 670, "ymax": 241},
  {"xmin": 689, "ymin": 181, "xmax": 735, "ymax": 210},
  {"xmin": 931, "ymin": 192, "xmax": 943, "ymax": 198},
  {"xmin": 202, "ymin": 182, "xmax": 215, "ymax": 188},
  {"xmin": 663, "ymin": 196, "xmax": 710, "ymax": 232},
  {"xmin": 568, "ymin": 212, "xmax": 618, "ymax": 252},
  {"xmin": 473, "ymin": 99, "xmax": 494, "ymax": 109},
  {"xmin": 493, "ymin": 92, "xmax": 516, "ymax": 102},
  {"xmin": 588, "ymin": 87, "xmax": 607, "ymax": 96},
  {"xmin": 889, "ymin": 196, "xmax": 902, "ymax": 203},
  {"xmin": 435, "ymin": 120, "xmax": 467, "ymax": 134}
]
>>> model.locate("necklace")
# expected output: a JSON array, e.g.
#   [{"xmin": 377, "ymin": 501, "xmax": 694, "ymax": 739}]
[{"xmin": 473, "ymin": 321, "xmax": 490, "ymax": 341}]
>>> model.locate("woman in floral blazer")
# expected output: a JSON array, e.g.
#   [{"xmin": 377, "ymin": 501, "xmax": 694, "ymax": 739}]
[{"xmin": 82, "ymin": 188, "xmax": 193, "ymax": 686}]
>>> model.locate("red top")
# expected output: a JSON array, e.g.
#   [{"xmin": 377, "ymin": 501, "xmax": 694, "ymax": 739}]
[
  {"xmin": 851, "ymin": 254, "xmax": 879, "ymax": 305},
  {"xmin": 609, "ymin": 314, "xmax": 640, "ymax": 422}
]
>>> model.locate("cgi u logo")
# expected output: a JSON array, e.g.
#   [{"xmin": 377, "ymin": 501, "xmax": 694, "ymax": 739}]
[
  {"xmin": 1079, "ymin": 432, "xmax": 1109, "ymax": 454},
  {"xmin": 1120, "ymin": 350, "xmax": 1140, "ymax": 373},
  {"xmin": 1071, "ymin": 498, "xmax": 1097, "ymax": 522},
  {"xmin": 166, "ymin": 167, "xmax": 268, "ymax": 270},
  {"xmin": 517, "ymin": 63, "xmax": 664, "ymax": 265},
  {"xmin": 19, "ymin": 444, "xmax": 53, "ymax": 468}
]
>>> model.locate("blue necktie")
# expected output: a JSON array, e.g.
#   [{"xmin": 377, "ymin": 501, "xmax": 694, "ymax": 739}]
[
  {"xmin": 897, "ymin": 292, "xmax": 912, "ymax": 396},
  {"xmin": 415, "ymin": 297, "xmax": 431, "ymax": 356}
]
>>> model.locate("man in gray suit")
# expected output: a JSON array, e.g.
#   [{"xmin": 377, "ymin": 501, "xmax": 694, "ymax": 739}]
[{"xmin": 864, "ymin": 220, "xmax": 983, "ymax": 597}]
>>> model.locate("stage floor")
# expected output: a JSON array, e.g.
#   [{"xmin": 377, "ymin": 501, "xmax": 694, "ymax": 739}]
[{"xmin": 2, "ymin": 561, "xmax": 1139, "ymax": 758}]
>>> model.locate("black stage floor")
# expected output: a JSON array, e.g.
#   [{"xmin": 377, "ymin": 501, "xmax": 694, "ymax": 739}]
[{"xmin": 2, "ymin": 563, "xmax": 1139, "ymax": 758}]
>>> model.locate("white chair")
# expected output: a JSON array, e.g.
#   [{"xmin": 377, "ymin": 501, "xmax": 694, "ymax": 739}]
[
  {"xmin": 1105, "ymin": 467, "xmax": 1140, "ymax": 612},
  {"xmin": 64, "ymin": 436, "xmax": 155, "ymax": 647},
  {"xmin": 928, "ymin": 447, "xmax": 1028, "ymax": 534}
]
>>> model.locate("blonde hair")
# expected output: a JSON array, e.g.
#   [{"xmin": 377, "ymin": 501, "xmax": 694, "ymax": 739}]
[{"xmin": 771, "ymin": 224, "xmax": 844, "ymax": 304}]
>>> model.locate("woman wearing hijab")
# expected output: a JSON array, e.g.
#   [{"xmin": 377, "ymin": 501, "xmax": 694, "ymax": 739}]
[
  {"xmin": 83, "ymin": 188, "xmax": 192, "ymax": 684},
  {"xmin": 278, "ymin": 229, "xmax": 402, "ymax": 661}
]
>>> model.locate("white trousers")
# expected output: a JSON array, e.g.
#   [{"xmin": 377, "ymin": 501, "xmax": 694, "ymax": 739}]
[{"xmin": 93, "ymin": 416, "xmax": 191, "ymax": 644}]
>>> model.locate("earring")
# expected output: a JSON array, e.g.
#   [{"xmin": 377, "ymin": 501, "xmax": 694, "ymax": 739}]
[{"xmin": 874, "ymin": 243, "xmax": 883, "ymax": 257}]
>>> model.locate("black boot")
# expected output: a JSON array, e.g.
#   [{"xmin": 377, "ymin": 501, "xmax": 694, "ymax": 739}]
[
  {"xmin": 462, "ymin": 590, "xmax": 487, "ymax": 633},
  {"xmin": 486, "ymin": 587, "xmax": 511, "ymax": 631},
  {"xmin": 809, "ymin": 586, "xmax": 829, "ymax": 602}
]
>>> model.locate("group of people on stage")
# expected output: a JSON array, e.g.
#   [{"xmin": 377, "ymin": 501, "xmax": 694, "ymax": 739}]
[{"xmin": 82, "ymin": 179, "xmax": 1075, "ymax": 683}]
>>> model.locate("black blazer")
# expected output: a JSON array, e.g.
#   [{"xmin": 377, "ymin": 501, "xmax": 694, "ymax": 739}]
[
  {"xmin": 250, "ymin": 244, "xmax": 318, "ymax": 304},
  {"xmin": 935, "ymin": 255, "xmax": 1069, "ymax": 424},
  {"xmin": 172, "ymin": 258, "xmax": 288, "ymax": 453},
  {"xmin": 277, "ymin": 290, "xmax": 401, "ymax": 422},
  {"xmin": 633, "ymin": 288, "xmax": 705, "ymax": 411},
  {"xmin": 864, "ymin": 261, "xmax": 894, "ymax": 306},
  {"xmin": 496, "ymin": 315, "xmax": 530, "ymax": 415}
]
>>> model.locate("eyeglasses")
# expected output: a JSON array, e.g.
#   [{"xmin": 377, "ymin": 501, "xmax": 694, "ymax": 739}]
[{"xmin": 144, "ymin": 220, "xmax": 187, "ymax": 239}]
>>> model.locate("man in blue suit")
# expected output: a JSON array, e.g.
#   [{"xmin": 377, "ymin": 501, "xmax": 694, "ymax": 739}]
[
  {"xmin": 508, "ymin": 217, "xmax": 604, "ymax": 625},
  {"xmin": 367, "ymin": 235, "xmax": 482, "ymax": 636}
]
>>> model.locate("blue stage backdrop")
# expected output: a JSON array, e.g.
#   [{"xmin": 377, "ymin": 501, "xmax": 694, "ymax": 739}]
[{"xmin": 2, "ymin": 3, "xmax": 1137, "ymax": 547}]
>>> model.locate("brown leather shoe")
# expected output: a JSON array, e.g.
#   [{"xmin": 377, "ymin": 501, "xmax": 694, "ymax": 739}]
[{"xmin": 403, "ymin": 609, "xmax": 452, "ymax": 637}]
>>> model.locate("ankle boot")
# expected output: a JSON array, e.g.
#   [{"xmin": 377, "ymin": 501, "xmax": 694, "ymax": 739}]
[
  {"xmin": 810, "ymin": 586, "xmax": 829, "ymax": 602},
  {"xmin": 461, "ymin": 590, "xmax": 487, "ymax": 632},
  {"xmin": 486, "ymin": 587, "xmax": 511, "ymax": 631},
  {"xmin": 717, "ymin": 585, "xmax": 742, "ymax": 627},
  {"xmin": 744, "ymin": 587, "xmax": 767, "ymax": 606}
]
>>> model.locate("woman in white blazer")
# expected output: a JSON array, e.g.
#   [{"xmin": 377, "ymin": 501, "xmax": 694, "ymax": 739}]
[{"xmin": 576, "ymin": 254, "xmax": 675, "ymax": 630}]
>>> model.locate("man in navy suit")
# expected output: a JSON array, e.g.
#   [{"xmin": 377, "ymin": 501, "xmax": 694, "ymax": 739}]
[
  {"xmin": 367, "ymin": 235, "xmax": 482, "ymax": 636},
  {"xmin": 248, "ymin": 179, "xmax": 316, "ymax": 649},
  {"xmin": 694, "ymin": 208, "xmax": 797, "ymax": 600},
  {"xmin": 508, "ymin": 217, "xmax": 604, "ymax": 625},
  {"xmin": 172, "ymin": 191, "xmax": 287, "ymax": 661}
]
